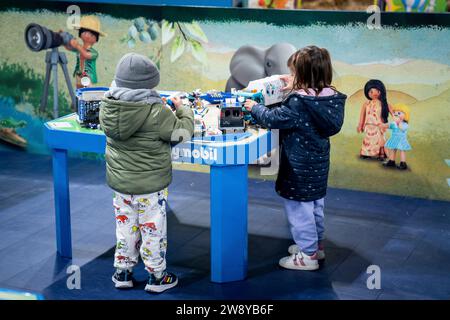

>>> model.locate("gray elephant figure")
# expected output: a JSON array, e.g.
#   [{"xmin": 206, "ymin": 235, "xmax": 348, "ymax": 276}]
[{"xmin": 225, "ymin": 43, "xmax": 296, "ymax": 91}]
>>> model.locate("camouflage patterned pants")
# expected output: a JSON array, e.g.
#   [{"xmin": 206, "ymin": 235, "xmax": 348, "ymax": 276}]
[{"xmin": 113, "ymin": 189, "xmax": 168, "ymax": 274}]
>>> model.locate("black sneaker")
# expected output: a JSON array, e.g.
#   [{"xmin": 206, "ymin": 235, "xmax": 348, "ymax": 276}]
[
  {"xmin": 383, "ymin": 160, "xmax": 396, "ymax": 168},
  {"xmin": 112, "ymin": 269, "xmax": 134, "ymax": 289},
  {"xmin": 145, "ymin": 271, "xmax": 178, "ymax": 293},
  {"xmin": 397, "ymin": 162, "xmax": 408, "ymax": 170}
]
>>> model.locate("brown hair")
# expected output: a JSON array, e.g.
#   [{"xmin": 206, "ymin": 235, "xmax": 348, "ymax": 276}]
[{"xmin": 288, "ymin": 46, "xmax": 334, "ymax": 96}]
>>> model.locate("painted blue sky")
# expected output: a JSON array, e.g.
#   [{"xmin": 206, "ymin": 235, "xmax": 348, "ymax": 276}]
[{"xmin": 201, "ymin": 21, "xmax": 450, "ymax": 66}]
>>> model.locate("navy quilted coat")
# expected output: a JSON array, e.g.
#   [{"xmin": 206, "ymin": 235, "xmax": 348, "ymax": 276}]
[{"xmin": 251, "ymin": 91, "xmax": 347, "ymax": 201}]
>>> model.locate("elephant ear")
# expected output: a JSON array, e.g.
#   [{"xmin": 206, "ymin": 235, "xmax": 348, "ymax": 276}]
[
  {"xmin": 264, "ymin": 43, "xmax": 296, "ymax": 76},
  {"xmin": 229, "ymin": 45, "xmax": 266, "ymax": 88}
]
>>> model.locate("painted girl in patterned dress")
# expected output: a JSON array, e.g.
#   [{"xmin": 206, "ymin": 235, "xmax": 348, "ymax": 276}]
[
  {"xmin": 357, "ymin": 79, "xmax": 393, "ymax": 160},
  {"xmin": 380, "ymin": 103, "xmax": 412, "ymax": 170}
]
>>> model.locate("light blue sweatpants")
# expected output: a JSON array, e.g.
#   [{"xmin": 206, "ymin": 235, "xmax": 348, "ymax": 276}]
[{"xmin": 284, "ymin": 197, "xmax": 325, "ymax": 256}]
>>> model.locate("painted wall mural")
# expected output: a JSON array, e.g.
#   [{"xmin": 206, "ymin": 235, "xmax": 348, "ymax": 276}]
[{"xmin": 0, "ymin": 3, "xmax": 448, "ymax": 201}]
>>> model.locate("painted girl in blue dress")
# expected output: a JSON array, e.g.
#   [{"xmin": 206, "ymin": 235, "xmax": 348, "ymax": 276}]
[{"xmin": 380, "ymin": 103, "xmax": 412, "ymax": 170}]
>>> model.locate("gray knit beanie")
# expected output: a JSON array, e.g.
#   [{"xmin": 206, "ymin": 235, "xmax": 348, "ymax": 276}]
[{"xmin": 113, "ymin": 53, "xmax": 160, "ymax": 90}]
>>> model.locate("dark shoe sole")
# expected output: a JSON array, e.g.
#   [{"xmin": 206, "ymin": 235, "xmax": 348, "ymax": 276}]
[{"xmin": 383, "ymin": 161, "xmax": 396, "ymax": 168}]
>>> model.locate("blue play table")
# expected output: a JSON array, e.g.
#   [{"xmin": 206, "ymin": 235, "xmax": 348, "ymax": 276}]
[{"xmin": 44, "ymin": 113, "xmax": 274, "ymax": 283}]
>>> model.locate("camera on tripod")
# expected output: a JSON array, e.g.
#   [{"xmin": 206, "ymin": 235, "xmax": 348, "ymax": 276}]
[
  {"xmin": 24, "ymin": 23, "xmax": 77, "ymax": 118},
  {"xmin": 24, "ymin": 23, "xmax": 74, "ymax": 52}
]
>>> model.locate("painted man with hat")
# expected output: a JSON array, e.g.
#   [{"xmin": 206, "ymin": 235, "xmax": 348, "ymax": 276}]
[{"xmin": 64, "ymin": 15, "xmax": 106, "ymax": 88}]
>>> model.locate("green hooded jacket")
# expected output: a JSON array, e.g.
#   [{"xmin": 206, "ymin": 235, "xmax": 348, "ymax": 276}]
[{"xmin": 99, "ymin": 87, "xmax": 194, "ymax": 195}]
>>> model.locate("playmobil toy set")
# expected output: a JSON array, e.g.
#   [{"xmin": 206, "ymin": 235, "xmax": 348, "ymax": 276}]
[
  {"xmin": 76, "ymin": 75, "xmax": 286, "ymax": 136},
  {"xmin": 75, "ymin": 87, "xmax": 109, "ymax": 129}
]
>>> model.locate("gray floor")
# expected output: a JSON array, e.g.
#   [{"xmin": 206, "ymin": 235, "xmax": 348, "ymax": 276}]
[{"xmin": 0, "ymin": 148, "xmax": 449, "ymax": 299}]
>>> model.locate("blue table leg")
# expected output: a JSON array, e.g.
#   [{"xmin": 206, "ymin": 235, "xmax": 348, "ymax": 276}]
[
  {"xmin": 210, "ymin": 164, "xmax": 248, "ymax": 283},
  {"xmin": 52, "ymin": 148, "xmax": 72, "ymax": 258}
]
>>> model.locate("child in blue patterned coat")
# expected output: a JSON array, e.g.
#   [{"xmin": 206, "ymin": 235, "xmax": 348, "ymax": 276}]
[{"xmin": 244, "ymin": 46, "xmax": 347, "ymax": 271}]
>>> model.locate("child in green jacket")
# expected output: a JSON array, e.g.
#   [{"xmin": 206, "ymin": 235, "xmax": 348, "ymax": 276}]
[{"xmin": 99, "ymin": 53, "xmax": 194, "ymax": 293}]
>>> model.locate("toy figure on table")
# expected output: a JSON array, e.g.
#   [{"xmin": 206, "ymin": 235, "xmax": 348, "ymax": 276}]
[
  {"xmin": 162, "ymin": 92, "xmax": 213, "ymax": 137},
  {"xmin": 190, "ymin": 89, "xmax": 204, "ymax": 109},
  {"xmin": 379, "ymin": 103, "xmax": 412, "ymax": 170},
  {"xmin": 357, "ymin": 79, "xmax": 393, "ymax": 161},
  {"xmin": 62, "ymin": 15, "xmax": 106, "ymax": 88}
]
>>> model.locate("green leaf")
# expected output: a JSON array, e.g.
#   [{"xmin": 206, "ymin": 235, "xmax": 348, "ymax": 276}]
[
  {"xmin": 127, "ymin": 38, "xmax": 136, "ymax": 48},
  {"xmin": 134, "ymin": 17, "xmax": 146, "ymax": 32},
  {"xmin": 128, "ymin": 25, "xmax": 138, "ymax": 39},
  {"xmin": 189, "ymin": 39, "xmax": 207, "ymax": 64},
  {"xmin": 162, "ymin": 20, "xmax": 176, "ymax": 45},
  {"xmin": 183, "ymin": 21, "xmax": 208, "ymax": 43},
  {"xmin": 170, "ymin": 34, "xmax": 185, "ymax": 62},
  {"xmin": 139, "ymin": 31, "xmax": 152, "ymax": 43},
  {"xmin": 148, "ymin": 23, "xmax": 159, "ymax": 41}
]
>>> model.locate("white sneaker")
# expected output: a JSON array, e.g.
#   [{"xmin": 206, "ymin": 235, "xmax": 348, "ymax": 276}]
[
  {"xmin": 288, "ymin": 244, "xmax": 325, "ymax": 260},
  {"xmin": 279, "ymin": 252, "xmax": 319, "ymax": 271}
]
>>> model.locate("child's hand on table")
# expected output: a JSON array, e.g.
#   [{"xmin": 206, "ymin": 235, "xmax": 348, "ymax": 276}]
[{"xmin": 244, "ymin": 99, "xmax": 257, "ymax": 112}]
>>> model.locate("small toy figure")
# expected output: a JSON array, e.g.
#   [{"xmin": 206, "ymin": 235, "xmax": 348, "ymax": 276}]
[
  {"xmin": 63, "ymin": 15, "xmax": 106, "ymax": 88},
  {"xmin": 357, "ymin": 79, "xmax": 393, "ymax": 160},
  {"xmin": 380, "ymin": 103, "xmax": 412, "ymax": 170},
  {"xmin": 182, "ymin": 89, "xmax": 204, "ymax": 109}
]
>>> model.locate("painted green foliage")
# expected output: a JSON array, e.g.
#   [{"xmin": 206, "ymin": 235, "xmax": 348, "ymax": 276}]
[
  {"xmin": 162, "ymin": 20, "xmax": 208, "ymax": 63},
  {"xmin": 0, "ymin": 118, "xmax": 27, "ymax": 129},
  {"xmin": 0, "ymin": 62, "xmax": 71, "ymax": 120},
  {"xmin": 121, "ymin": 18, "xmax": 162, "ymax": 68}
]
